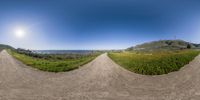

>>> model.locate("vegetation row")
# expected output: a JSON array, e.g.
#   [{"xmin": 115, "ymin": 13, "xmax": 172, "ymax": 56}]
[{"xmin": 8, "ymin": 49, "xmax": 101, "ymax": 72}]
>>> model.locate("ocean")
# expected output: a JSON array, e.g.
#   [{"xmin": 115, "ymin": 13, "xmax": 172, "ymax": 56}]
[{"xmin": 32, "ymin": 50, "xmax": 96, "ymax": 54}]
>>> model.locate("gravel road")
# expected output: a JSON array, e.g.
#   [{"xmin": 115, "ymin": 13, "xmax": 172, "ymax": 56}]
[{"xmin": 0, "ymin": 50, "xmax": 200, "ymax": 100}]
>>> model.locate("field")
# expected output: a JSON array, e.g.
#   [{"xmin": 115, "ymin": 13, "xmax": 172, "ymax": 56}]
[
  {"xmin": 8, "ymin": 49, "xmax": 101, "ymax": 72},
  {"xmin": 108, "ymin": 50, "xmax": 200, "ymax": 75}
]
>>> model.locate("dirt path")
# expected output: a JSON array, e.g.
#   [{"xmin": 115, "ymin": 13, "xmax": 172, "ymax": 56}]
[{"xmin": 0, "ymin": 50, "xmax": 200, "ymax": 100}]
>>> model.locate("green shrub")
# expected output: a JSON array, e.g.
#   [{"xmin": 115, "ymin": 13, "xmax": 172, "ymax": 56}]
[{"xmin": 187, "ymin": 44, "xmax": 192, "ymax": 49}]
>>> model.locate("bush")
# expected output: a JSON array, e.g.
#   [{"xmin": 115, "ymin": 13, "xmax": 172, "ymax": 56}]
[{"xmin": 187, "ymin": 44, "xmax": 192, "ymax": 49}]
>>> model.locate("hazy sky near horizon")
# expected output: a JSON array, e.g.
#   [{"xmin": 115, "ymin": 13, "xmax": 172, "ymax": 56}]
[{"xmin": 0, "ymin": 0, "xmax": 200, "ymax": 50}]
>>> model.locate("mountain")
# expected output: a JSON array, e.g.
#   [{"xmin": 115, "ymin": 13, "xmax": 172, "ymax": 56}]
[
  {"xmin": 0, "ymin": 44, "xmax": 14, "ymax": 51},
  {"xmin": 127, "ymin": 40, "xmax": 200, "ymax": 51}
]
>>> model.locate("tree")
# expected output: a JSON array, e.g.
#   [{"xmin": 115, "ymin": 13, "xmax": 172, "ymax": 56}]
[{"xmin": 187, "ymin": 44, "xmax": 191, "ymax": 49}]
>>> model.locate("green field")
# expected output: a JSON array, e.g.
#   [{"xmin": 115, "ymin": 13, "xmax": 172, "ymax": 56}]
[
  {"xmin": 108, "ymin": 50, "xmax": 200, "ymax": 75},
  {"xmin": 8, "ymin": 50, "xmax": 100, "ymax": 72}
]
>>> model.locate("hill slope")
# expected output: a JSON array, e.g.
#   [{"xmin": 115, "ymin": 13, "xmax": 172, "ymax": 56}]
[
  {"xmin": 127, "ymin": 40, "xmax": 200, "ymax": 51},
  {"xmin": 0, "ymin": 44, "xmax": 14, "ymax": 51}
]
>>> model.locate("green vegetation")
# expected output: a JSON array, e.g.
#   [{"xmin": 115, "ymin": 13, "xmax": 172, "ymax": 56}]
[
  {"xmin": 8, "ymin": 49, "xmax": 100, "ymax": 72},
  {"xmin": 108, "ymin": 50, "xmax": 200, "ymax": 75},
  {"xmin": 187, "ymin": 44, "xmax": 192, "ymax": 49},
  {"xmin": 127, "ymin": 40, "xmax": 200, "ymax": 52}
]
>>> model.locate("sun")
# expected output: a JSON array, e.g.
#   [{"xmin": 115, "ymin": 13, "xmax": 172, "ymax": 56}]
[{"xmin": 14, "ymin": 28, "xmax": 26, "ymax": 38}]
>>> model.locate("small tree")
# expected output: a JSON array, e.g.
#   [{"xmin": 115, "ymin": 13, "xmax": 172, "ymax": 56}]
[{"xmin": 187, "ymin": 44, "xmax": 191, "ymax": 49}]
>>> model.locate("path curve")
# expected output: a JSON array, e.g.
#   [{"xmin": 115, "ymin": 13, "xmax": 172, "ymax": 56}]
[{"xmin": 0, "ymin": 50, "xmax": 200, "ymax": 100}]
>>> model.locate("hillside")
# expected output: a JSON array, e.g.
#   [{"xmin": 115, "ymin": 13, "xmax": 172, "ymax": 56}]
[
  {"xmin": 127, "ymin": 40, "xmax": 200, "ymax": 51},
  {"xmin": 0, "ymin": 44, "xmax": 14, "ymax": 51}
]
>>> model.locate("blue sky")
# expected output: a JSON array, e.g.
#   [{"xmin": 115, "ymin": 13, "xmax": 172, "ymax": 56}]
[{"xmin": 0, "ymin": 0, "xmax": 200, "ymax": 50}]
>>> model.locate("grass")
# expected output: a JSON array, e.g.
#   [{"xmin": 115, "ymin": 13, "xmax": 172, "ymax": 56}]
[
  {"xmin": 8, "ymin": 49, "xmax": 100, "ymax": 72},
  {"xmin": 108, "ymin": 50, "xmax": 200, "ymax": 75}
]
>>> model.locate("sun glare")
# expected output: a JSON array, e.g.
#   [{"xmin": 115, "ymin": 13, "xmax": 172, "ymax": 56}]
[{"xmin": 14, "ymin": 28, "xmax": 26, "ymax": 38}]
